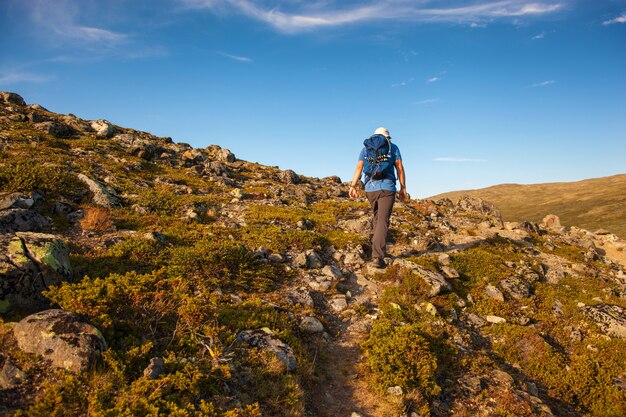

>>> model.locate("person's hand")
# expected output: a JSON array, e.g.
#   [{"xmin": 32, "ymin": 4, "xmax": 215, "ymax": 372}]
[
  {"xmin": 397, "ymin": 187, "xmax": 408, "ymax": 202},
  {"xmin": 349, "ymin": 186, "xmax": 359, "ymax": 199}
]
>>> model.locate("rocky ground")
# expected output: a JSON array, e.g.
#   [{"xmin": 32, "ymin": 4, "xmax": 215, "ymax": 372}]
[{"xmin": 1, "ymin": 91, "xmax": 625, "ymax": 416}]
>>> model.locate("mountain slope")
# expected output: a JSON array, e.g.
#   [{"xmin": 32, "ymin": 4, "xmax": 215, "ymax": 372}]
[
  {"xmin": 1, "ymin": 91, "xmax": 626, "ymax": 417},
  {"xmin": 431, "ymin": 174, "xmax": 626, "ymax": 238}
]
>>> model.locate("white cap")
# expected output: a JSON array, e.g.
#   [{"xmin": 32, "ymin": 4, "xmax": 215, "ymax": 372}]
[{"xmin": 374, "ymin": 127, "xmax": 391, "ymax": 139}]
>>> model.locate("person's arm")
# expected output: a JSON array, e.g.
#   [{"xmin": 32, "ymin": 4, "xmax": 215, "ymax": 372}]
[
  {"xmin": 349, "ymin": 160, "xmax": 364, "ymax": 198},
  {"xmin": 395, "ymin": 159, "xmax": 407, "ymax": 201}
]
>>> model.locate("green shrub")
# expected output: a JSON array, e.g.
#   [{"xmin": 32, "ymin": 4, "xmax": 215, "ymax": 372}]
[
  {"xmin": 0, "ymin": 159, "xmax": 85, "ymax": 198},
  {"xmin": 362, "ymin": 319, "xmax": 440, "ymax": 397}
]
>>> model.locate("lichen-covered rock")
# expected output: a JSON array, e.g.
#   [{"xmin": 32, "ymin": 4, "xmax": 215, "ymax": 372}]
[
  {"xmin": 13, "ymin": 309, "xmax": 107, "ymax": 373},
  {"xmin": 417, "ymin": 266, "xmax": 452, "ymax": 297},
  {"xmin": 500, "ymin": 276, "xmax": 532, "ymax": 299},
  {"xmin": 77, "ymin": 174, "xmax": 120, "ymax": 208},
  {"xmin": 0, "ymin": 209, "xmax": 50, "ymax": 233},
  {"xmin": 299, "ymin": 316, "xmax": 324, "ymax": 333},
  {"xmin": 143, "ymin": 357, "xmax": 166, "ymax": 379},
  {"xmin": 338, "ymin": 217, "xmax": 371, "ymax": 236},
  {"xmin": 236, "ymin": 328, "xmax": 296, "ymax": 372},
  {"xmin": 285, "ymin": 287, "xmax": 314, "ymax": 307},
  {"xmin": 0, "ymin": 232, "xmax": 71, "ymax": 312},
  {"xmin": 216, "ymin": 148, "xmax": 235, "ymax": 163},
  {"xmin": 542, "ymin": 214, "xmax": 561, "ymax": 229},
  {"xmin": 583, "ymin": 304, "xmax": 626, "ymax": 338},
  {"xmin": 0, "ymin": 359, "xmax": 27, "ymax": 389}
]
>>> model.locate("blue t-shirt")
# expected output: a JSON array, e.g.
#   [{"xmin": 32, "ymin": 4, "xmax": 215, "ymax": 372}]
[{"xmin": 358, "ymin": 143, "xmax": 402, "ymax": 192}]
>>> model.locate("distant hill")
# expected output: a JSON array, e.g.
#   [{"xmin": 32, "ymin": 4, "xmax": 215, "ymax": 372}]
[{"xmin": 431, "ymin": 174, "xmax": 626, "ymax": 238}]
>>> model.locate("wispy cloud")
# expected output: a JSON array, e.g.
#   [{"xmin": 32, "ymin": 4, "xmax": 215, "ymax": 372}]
[
  {"xmin": 178, "ymin": 0, "xmax": 564, "ymax": 33},
  {"xmin": 415, "ymin": 98, "xmax": 440, "ymax": 105},
  {"xmin": 218, "ymin": 52, "xmax": 253, "ymax": 62},
  {"xmin": 427, "ymin": 76, "xmax": 442, "ymax": 84},
  {"xmin": 392, "ymin": 77, "xmax": 414, "ymax": 88},
  {"xmin": 434, "ymin": 157, "xmax": 487, "ymax": 162},
  {"xmin": 0, "ymin": 71, "xmax": 52, "ymax": 85},
  {"xmin": 528, "ymin": 79, "xmax": 555, "ymax": 88},
  {"xmin": 532, "ymin": 32, "xmax": 545, "ymax": 39},
  {"xmin": 602, "ymin": 13, "xmax": 626, "ymax": 25}
]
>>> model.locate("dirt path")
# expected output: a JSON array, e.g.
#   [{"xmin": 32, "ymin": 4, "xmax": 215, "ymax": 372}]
[{"xmin": 306, "ymin": 269, "xmax": 399, "ymax": 417}]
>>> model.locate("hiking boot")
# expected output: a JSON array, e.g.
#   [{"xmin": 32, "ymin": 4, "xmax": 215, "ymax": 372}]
[{"xmin": 370, "ymin": 258, "xmax": 386, "ymax": 269}]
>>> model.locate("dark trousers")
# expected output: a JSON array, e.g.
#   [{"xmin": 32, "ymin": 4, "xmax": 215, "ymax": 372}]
[{"xmin": 366, "ymin": 190, "xmax": 395, "ymax": 259}]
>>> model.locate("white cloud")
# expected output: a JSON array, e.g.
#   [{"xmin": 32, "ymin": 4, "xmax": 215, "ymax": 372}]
[
  {"xmin": 603, "ymin": 13, "xmax": 626, "ymax": 25},
  {"xmin": 218, "ymin": 52, "xmax": 253, "ymax": 62},
  {"xmin": 392, "ymin": 77, "xmax": 414, "ymax": 88},
  {"xmin": 415, "ymin": 98, "xmax": 440, "ymax": 105},
  {"xmin": 178, "ymin": 0, "xmax": 564, "ymax": 33},
  {"xmin": 427, "ymin": 76, "xmax": 442, "ymax": 84},
  {"xmin": 0, "ymin": 71, "xmax": 51, "ymax": 85},
  {"xmin": 434, "ymin": 157, "xmax": 486, "ymax": 162},
  {"xmin": 528, "ymin": 79, "xmax": 555, "ymax": 88},
  {"xmin": 532, "ymin": 32, "xmax": 545, "ymax": 39}
]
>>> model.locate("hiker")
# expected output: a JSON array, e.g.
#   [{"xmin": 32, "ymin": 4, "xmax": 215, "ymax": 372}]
[{"xmin": 349, "ymin": 127, "xmax": 407, "ymax": 268}]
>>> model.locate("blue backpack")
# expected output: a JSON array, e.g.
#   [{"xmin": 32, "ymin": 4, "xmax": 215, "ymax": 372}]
[{"xmin": 362, "ymin": 134, "xmax": 395, "ymax": 183}]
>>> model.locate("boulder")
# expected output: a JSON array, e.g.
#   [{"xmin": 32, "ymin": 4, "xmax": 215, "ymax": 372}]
[
  {"xmin": 299, "ymin": 316, "xmax": 324, "ymax": 333},
  {"xmin": 34, "ymin": 121, "xmax": 73, "ymax": 138},
  {"xmin": 216, "ymin": 148, "xmax": 235, "ymax": 163},
  {"xmin": 583, "ymin": 304, "xmax": 626, "ymax": 338},
  {"xmin": 236, "ymin": 328, "xmax": 296, "ymax": 372},
  {"xmin": 457, "ymin": 196, "xmax": 503, "ymax": 223},
  {"xmin": 542, "ymin": 214, "xmax": 561, "ymax": 229},
  {"xmin": 280, "ymin": 169, "xmax": 299, "ymax": 184},
  {"xmin": 0, "ymin": 232, "xmax": 71, "ymax": 312},
  {"xmin": 484, "ymin": 284, "xmax": 505, "ymax": 302},
  {"xmin": 0, "ymin": 92, "xmax": 26, "ymax": 106},
  {"xmin": 0, "ymin": 208, "xmax": 50, "ymax": 233},
  {"xmin": 77, "ymin": 174, "xmax": 120, "ymax": 208},
  {"xmin": 0, "ymin": 193, "xmax": 35, "ymax": 210},
  {"xmin": 416, "ymin": 266, "xmax": 452, "ymax": 297},
  {"xmin": 90, "ymin": 119, "xmax": 115, "ymax": 139},
  {"xmin": 13, "ymin": 309, "xmax": 107, "ymax": 373}
]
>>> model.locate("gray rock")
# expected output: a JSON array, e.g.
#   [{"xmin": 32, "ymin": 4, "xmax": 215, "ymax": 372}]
[
  {"xmin": 457, "ymin": 196, "xmax": 503, "ymax": 223},
  {"xmin": 485, "ymin": 315, "xmax": 506, "ymax": 324},
  {"xmin": 500, "ymin": 276, "xmax": 531, "ymax": 300},
  {"xmin": 293, "ymin": 252, "xmax": 308, "ymax": 268},
  {"xmin": 321, "ymin": 265, "xmax": 342, "ymax": 278},
  {"xmin": 552, "ymin": 300, "xmax": 564, "ymax": 317},
  {"xmin": 236, "ymin": 328, "xmax": 296, "ymax": 372},
  {"xmin": 0, "ymin": 92, "xmax": 26, "ymax": 106},
  {"xmin": 299, "ymin": 316, "xmax": 324, "ymax": 333},
  {"xmin": 285, "ymin": 287, "xmax": 314, "ymax": 308},
  {"xmin": 216, "ymin": 148, "xmax": 235, "ymax": 163},
  {"xmin": 13, "ymin": 309, "xmax": 107, "ymax": 373},
  {"xmin": 204, "ymin": 161, "xmax": 228, "ymax": 177},
  {"xmin": 0, "ymin": 193, "xmax": 35, "ymax": 210},
  {"xmin": 280, "ymin": 169, "xmax": 299, "ymax": 184},
  {"xmin": 0, "ymin": 232, "xmax": 71, "ymax": 312},
  {"xmin": 34, "ymin": 121, "xmax": 73, "ymax": 138},
  {"xmin": 438, "ymin": 253, "xmax": 451, "ymax": 266},
  {"xmin": 441, "ymin": 265, "xmax": 460, "ymax": 279},
  {"xmin": 343, "ymin": 252, "xmax": 364, "ymax": 266},
  {"xmin": 90, "ymin": 119, "xmax": 115, "ymax": 138},
  {"xmin": 583, "ymin": 304, "xmax": 626, "ymax": 338},
  {"xmin": 268, "ymin": 253, "xmax": 284, "ymax": 263},
  {"xmin": 467, "ymin": 313, "xmax": 488, "ymax": 327},
  {"xmin": 545, "ymin": 268, "xmax": 566, "ymax": 285},
  {"xmin": 484, "ymin": 284, "xmax": 505, "ymax": 302},
  {"xmin": 0, "ymin": 209, "xmax": 50, "ymax": 233},
  {"xmin": 329, "ymin": 296, "xmax": 348, "ymax": 312},
  {"xmin": 0, "ymin": 360, "xmax": 27, "ymax": 389},
  {"xmin": 307, "ymin": 250, "xmax": 324, "ymax": 269},
  {"xmin": 415, "ymin": 267, "xmax": 452, "ymax": 297},
  {"xmin": 77, "ymin": 174, "xmax": 120, "ymax": 208},
  {"xmin": 143, "ymin": 357, "xmax": 166, "ymax": 379}
]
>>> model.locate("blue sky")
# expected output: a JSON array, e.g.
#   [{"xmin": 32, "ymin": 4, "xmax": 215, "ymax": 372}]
[{"xmin": 1, "ymin": 0, "xmax": 625, "ymax": 197}]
